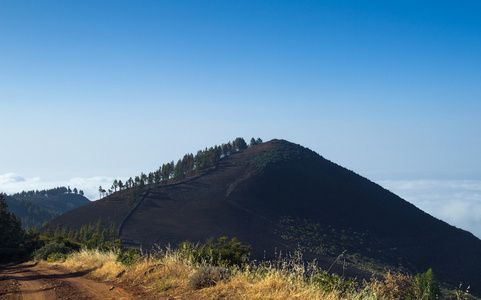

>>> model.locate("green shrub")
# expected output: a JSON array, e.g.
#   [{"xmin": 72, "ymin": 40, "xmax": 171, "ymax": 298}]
[
  {"xmin": 117, "ymin": 248, "xmax": 141, "ymax": 266},
  {"xmin": 178, "ymin": 237, "xmax": 251, "ymax": 267},
  {"xmin": 409, "ymin": 268, "xmax": 441, "ymax": 300},
  {"xmin": 47, "ymin": 252, "xmax": 67, "ymax": 262},
  {"xmin": 311, "ymin": 270, "xmax": 356, "ymax": 296},
  {"xmin": 33, "ymin": 241, "xmax": 70, "ymax": 261},
  {"xmin": 37, "ymin": 235, "xmax": 81, "ymax": 250},
  {"xmin": 188, "ymin": 266, "xmax": 231, "ymax": 290},
  {"xmin": 96, "ymin": 239, "xmax": 122, "ymax": 252}
]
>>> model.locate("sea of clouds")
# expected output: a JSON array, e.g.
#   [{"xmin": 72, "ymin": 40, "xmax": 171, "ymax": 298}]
[
  {"xmin": 377, "ymin": 179, "xmax": 481, "ymax": 239},
  {"xmin": 1, "ymin": 172, "xmax": 480, "ymax": 239}
]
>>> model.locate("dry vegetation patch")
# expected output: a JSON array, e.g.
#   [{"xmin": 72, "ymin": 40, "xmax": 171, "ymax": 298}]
[
  {"xmin": 50, "ymin": 248, "xmax": 124, "ymax": 280},
  {"xmin": 47, "ymin": 247, "xmax": 475, "ymax": 300}
]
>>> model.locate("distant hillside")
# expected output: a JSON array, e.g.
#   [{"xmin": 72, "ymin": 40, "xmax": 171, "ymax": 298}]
[
  {"xmin": 5, "ymin": 186, "xmax": 90, "ymax": 228},
  {"xmin": 51, "ymin": 139, "xmax": 481, "ymax": 295}
]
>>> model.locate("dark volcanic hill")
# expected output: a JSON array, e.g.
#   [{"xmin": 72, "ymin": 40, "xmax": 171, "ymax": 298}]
[{"xmin": 51, "ymin": 139, "xmax": 481, "ymax": 293}]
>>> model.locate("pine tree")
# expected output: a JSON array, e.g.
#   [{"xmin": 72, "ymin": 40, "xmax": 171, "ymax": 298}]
[
  {"xmin": 233, "ymin": 137, "xmax": 248, "ymax": 151},
  {"xmin": 0, "ymin": 195, "xmax": 25, "ymax": 260}
]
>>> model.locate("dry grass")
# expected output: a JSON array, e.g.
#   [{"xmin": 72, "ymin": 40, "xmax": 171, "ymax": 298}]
[
  {"xmin": 118, "ymin": 248, "xmax": 195, "ymax": 293},
  {"xmin": 49, "ymin": 247, "xmax": 473, "ymax": 300},
  {"xmin": 53, "ymin": 248, "xmax": 125, "ymax": 280},
  {"xmin": 50, "ymin": 248, "xmax": 371, "ymax": 299}
]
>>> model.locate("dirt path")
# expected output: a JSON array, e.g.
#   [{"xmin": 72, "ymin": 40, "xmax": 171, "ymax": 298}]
[{"xmin": 0, "ymin": 262, "xmax": 137, "ymax": 300}]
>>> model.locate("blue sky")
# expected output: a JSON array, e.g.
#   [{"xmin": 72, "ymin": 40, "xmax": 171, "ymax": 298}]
[{"xmin": 1, "ymin": 1, "xmax": 481, "ymax": 236}]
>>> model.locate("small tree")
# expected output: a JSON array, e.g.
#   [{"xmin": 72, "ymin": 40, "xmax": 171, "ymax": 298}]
[
  {"xmin": 411, "ymin": 268, "xmax": 441, "ymax": 300},
  {"xmin": 140, "ymin": 173, "xmax": 148, "ymax": 185},
  {"xmin": 232, "ymin": 137, "xmax": 248, "ymax": 151},
  {"xmin": 98, "ymin": 186, "xmax": 103, "ymax": 199},
  {"xmin": 221, "ymin": 143, "xmax": 232, "ymax": 157}
]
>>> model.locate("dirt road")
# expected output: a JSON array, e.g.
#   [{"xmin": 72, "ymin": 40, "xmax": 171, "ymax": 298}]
[{"xmin": 0, "ymin": 262, "xmax": 137, "ymax": 300}]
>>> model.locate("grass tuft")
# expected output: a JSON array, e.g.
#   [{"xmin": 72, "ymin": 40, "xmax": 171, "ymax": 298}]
[{"xmin": 189, "ymin": 266, "xmax": 231, "ymax": 290}]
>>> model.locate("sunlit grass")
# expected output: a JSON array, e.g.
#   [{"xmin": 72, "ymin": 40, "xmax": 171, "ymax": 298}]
[
  {"xmin": 54, "ymin": 248, "xmax": 124, "ymax": 280},
  {"xmin": 49, "ymin": 246, "xmax": 474, "ymax": 300}
]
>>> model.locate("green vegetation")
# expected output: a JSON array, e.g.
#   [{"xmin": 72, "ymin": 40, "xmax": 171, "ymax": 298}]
[
  {"xmin": 33, "ymin": 240, "xmax": 72, "ymax": 261},
  {"xmin": 276, "ymin": 217, "xmax": 410, "ymax": 274},
  {"xmin": 410, "ymin": 268, "xmax": 441, "ymax": 300},
  {"xmin": 42, "ymin": 219, "xmax": 120, "ymax": 251},
  {"xmin": 0, "ymin": 194, "xmax": 122, "ymax": 263},
  {"xmin": 5, "ymin": 186, "xmax": 89, "ymax": 228},
  {"xmin": 178, "ymin": 237, "xmax": 252, "ymax": 267},
  {"xmin": 6, "ymin": 198, "xmax": 60, "ymax": 228},
  {"xmin": 116, "ymin": 248, "xmax": 141, "ymax": 266},
  {"xmin": 0, "ymin": 194, "xmax": 25, "ymax": 261}
]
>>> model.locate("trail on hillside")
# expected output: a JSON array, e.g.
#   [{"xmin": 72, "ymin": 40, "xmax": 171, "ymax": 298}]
[{"xmin": 0, "ymin": 262, "xmax": 136, "ymax": 300}]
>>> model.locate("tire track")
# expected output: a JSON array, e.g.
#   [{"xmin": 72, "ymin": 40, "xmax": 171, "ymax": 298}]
[{"xmin": 0, "ymin": 263, "xmax": 135, "ymax": 300}]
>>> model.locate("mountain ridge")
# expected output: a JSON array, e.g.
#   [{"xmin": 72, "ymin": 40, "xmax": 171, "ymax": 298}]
[
  {"xmin": 50, "ymin": 139, "xmax": 481, "ymax": 294},
  {"xmin": 5, "ymin": 189, "xmax": 90, "ymax": 228}
]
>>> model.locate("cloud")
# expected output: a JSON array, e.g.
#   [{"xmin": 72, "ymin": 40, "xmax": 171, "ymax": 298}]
[
  {"xmin": 0, "ymin": 173, "xmax": 26, "ymax": 184},
  {"xmin": 377, "ymin": 179, "xmax": 481, "ymax": 239},
  {"xmin": 0, "ymin": 173, "xmax": 115, "ymax": 201},
  {"xmin": 68, "ymin": 176, "xmax": 115, "ymax": 200}
]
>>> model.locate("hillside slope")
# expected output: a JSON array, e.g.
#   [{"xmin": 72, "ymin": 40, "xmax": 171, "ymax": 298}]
[
  {"xmin": 51, "ymin": 139, "xmax": 481, "ymax": 293},
  {"xmin": 6, "ymin": 192, "xmax": 90, "ymax": 228}
]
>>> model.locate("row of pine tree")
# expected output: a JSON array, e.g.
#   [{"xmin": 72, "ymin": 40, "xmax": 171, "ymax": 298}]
[{"xmin": 99, "ymin": 137, "xmax": 262, "ymax": 198}]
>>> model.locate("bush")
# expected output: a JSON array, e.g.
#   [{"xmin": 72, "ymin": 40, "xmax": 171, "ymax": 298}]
[
  {"xmin": 116, "ymin": 248, "xmax": 141, "ymax": 266},
  {"xmin": 178, "ymin": 237, "xmax": 251, "ymax": 267},
  {"xmin": 188, "ymin": 266, "xmax": 231, "ymax": 290},
  {"xmin": 33, "ymin": 241, "xmax": 70, "ymax": 261},
  {"xmin": 369, "ymin": 271, "xmax": 414, "ymax": 300},
  {"xmin": 47, "ymin": 252, "xmax": 68, "ymax": 262},
  {"xmin": 311, "ymin": 270, "xmax": 356, "ymax": 296},
  {"xmin": 410, "ymin": 268, "xmax": 441, "ymax": 300}
]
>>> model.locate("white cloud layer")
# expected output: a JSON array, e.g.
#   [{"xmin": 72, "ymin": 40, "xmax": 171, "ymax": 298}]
[
  {"xmin": 0, "ymin": 173, "xmax": 115, "ymax": 201},
  {"xmin": 377, "ymin": 180, "xmax": 481, "ymax": 239}
]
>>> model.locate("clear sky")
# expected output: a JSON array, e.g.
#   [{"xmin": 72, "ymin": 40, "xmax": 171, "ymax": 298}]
[{"xmin": 1, "ymin": 1, "xmax": 480, "ymax": 237}]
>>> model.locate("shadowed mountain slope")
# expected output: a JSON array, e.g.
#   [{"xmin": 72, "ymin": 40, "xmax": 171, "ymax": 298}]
[
  {"xmin": 5, "ymin": 192, "xmax": 90, "ymax": 228},
  {"xmin": 51, "ymin": 139, "xmax": 481, "ymax": 293}
]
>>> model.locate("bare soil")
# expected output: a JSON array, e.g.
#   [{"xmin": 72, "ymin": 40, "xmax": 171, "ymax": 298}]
[{"xmin": 0, "ymin": 262, "xmax": 149, "ymax": 300}]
